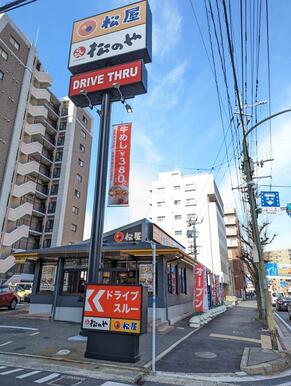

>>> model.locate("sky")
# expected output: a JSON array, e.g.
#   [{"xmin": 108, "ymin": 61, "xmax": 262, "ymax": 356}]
[{"xmin": 4, "ymin": 0, "xmax": 291, "ymax": 251}]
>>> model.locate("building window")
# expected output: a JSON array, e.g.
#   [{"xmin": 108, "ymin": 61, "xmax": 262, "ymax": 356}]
[
  {"xmin": 55, "ymin": 150, "xmax": 63, "ymax": 162},
  {"xmin": 78, "ymin": 158, "xmax": 84, "ymax": 167},
  {"xmin": 72, "ymin": 206, "xmax": 79, "ymax": 215},
  {"xmin": 174, "ymin": 185, "xmax": 181, "ymax": 191},
  {"xmin": 50, "ymin": 183, "xmax": 59, "ymax": 195},
  {"xmin": 53, "ymin": 167, "xmax": 61, "ymax": 178},
  {"xmin": 45, "ymin": 219, "xmax": 54, "ymax": 232},
  {"xmin": 59, "ymin": 119, "xmax": 67, "ymax": 131},
  {"xmin": 157, "ymin": 216, "xmax": 165, "ymax": 223},
  {"xmin": 57, "ymin": 135, "xmax": 65, "ymax": 146},
  {"xmin": 178, "ymin": 267, "xmax": 187, "ymax": 294},
  {"xmin": 75, "ymin": 189, "xmax": 81, "ymax": 198},
  {"xmin": 186, "ymin": 198, "xmax": 196, "ymax": 206},
  {"xmin": 81, "ymin": 130, "xmax": 86, "ymax": 139},
  {"xmin": 48, "ymin": 200, "xmax": 56, "ymax": 213},
  {"xmin": 80, "ymin": 143, "xmax": 85, "ymax": 152},
  {"xmin": 82, "ymin": 115, "xmax": 88, "ymax": 126},
  {"xmin": 175, "ymin": 215, "xmax": 182, "ymax": 220},
  {"xmin": 175, "ymin": 230, "xmax": 182, "ymax": 236},
  {"xmin": 38, "ymin": 263, "xmax": 57, "ymax": 292},
  {"xmin": 0, "ymin": 47, "xmax": 8, "ymax": 60},
  {"xmin": 9, "ymin": 36, "xmax": 20, "ymax": 50},
  {"xmin": 76, "ymin": 174, "xmax": 82, "ymax": 183},
  {"xmin": 70, "ymin": 223, "xmax": 77, "ymax": 232},
  {"xmin": 185, "ymin": 183, "xmax": 196, "ymax": 191},
  {"xmin": 43, "ymin": 239, "xmax": 51, "ymax": 248},
  {"xmin": 174, "ymin": 200, "xmax": 181, "ymax": 205},
  {"xmin": 187, "ymin": 213, "xmax": 197, "ymax": 222},
  {"xmin": 157, "ymin": 201, "xmax": 165, "ymax": 208},
  {"xmin": 157, "ymin": 187, "xmax": 165, "ymax": 191},
  {"xmin": 0, "ymin": 70, "xmax": 4, "ymax": 80},
  {"xmin": 62, "ymin": 259, "xmax": 87, "ymax": 295},
  {"xmin": 167, "ymin": 264, "xmax": 177, "ymax": 295}
]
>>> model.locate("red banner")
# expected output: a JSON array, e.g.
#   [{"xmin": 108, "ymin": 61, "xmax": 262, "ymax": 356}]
[
  {"xmin": 108, "ymin": 123, "xmax": 131, "ymax": 206},
  {"xmin": 195, "ymin": 263, "xmax": 205, "ymax": 313},
  {"xmin": 69, "ymin": 61, "xmax": 142, "ymax": 96}
]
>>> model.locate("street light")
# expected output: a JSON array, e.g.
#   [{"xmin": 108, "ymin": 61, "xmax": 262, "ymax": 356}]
[
  {"xmin": 80, "ymin": 90, "xmax": 102, "ymax": 117},
  {"xmin": 112, "ymin": 83, "xmax": 133, "ymax": 113}
]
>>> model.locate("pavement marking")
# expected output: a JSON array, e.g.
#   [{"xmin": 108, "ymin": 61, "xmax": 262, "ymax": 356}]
[
  {"xmin": 0, "ymin": 341, "xmax": 13, "ymax": 347},
  {"xmin": 16, "ymin": 370, "xmax": 41, "ymax": 379},
  {"xmin": 30, "ymin": 331, "xmax": 40, "ymax": 336},
  {"xmin": 209, "ymin": 333, "xmax": 261, "ymax": 344},
  {"xmin": 34, "ymin": 373, "xmax": 60, "ymax": 383},
  {"xmin": 0, "ymin": 366, "xmax": 6, "ymax": 370},
  {"xmin": 0, "ymin": 325, "xmax": 38, "ymax": 331},
  {"xmin": 0, "ymin": 368, "xmax": 23, "ymax": 375},
  {"xmin": 275, "ymin": 312, "xmax": 291, "ymax": 332}
]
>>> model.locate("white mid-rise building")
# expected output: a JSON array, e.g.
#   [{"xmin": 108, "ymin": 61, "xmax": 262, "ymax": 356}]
[{"xmin": 149, "ymin": 171, "xmax": 230, "ymax": 286}]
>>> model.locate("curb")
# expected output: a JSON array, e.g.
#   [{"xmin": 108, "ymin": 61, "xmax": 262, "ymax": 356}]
[{"xmin": 240, "ymin": 347, "xmax": 291, "ymax": 375}]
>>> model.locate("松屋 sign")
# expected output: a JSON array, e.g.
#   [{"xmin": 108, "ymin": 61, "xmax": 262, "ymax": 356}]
[
  {"xmin": 108, "ymin": 123, "xmax": 131, "ymax": 206},
  {"xmin": 82, "ymin": 284, "xmax": 143, "ymax": 334},
  {"xmin": 69, "ymin": 60, "xmax": 147, "ymax": 106},
  {"xmin": 68, "ymin": 1, "xmax": 152, "ymax": 74}
]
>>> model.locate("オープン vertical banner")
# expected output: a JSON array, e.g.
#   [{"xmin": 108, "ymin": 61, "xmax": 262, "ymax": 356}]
[
  {"xmin": 194, "ymin": 263, "xmax": 205, "ymax": 313},
  {"xmin": 108, "ymin": 123, "xmax": 132, "ymax": 206}
]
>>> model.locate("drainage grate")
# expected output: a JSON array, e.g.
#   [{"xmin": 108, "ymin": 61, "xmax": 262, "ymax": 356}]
[{"xmin": 49, "ymin": 375, "xmax": 85, "ymax": 386}]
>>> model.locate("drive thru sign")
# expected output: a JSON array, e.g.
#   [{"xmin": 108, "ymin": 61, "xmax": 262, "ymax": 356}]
[{"xmin": 82, "ymin": 284, "xmax": 142, "ymax": 334}]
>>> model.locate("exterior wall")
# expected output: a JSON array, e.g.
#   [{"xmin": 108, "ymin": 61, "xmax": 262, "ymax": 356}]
[
  {"xmin": 149, "ymin": 171, "xmax": 229, "ymax": 284},
  {"xmin": 264, "ymin": 249, "xmax": 291, "ymax": 265}
]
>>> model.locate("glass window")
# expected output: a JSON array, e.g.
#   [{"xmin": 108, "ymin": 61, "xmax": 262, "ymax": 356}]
[
  {"xmin": 174, "ymin": 185, "xmax": 181, "ymax": 190},
  {"xmin": 175, "ymin": 215, "xmax": 182, "ymax": 220},
  {"xmin": 45, "ymin": 219, "xmax": 54, "ymax": 232},
  {"xmin": 78, "ymin": 158, "xmax": 84, "ymax": 167},
  {"xmin": 174, "ymin": 200, "xmax": 181, "ymax": 205},
  {"xmin": 74, "ymin": 189, "xmax": 81, "ymax": 198},
  {"xmin": 9, "ymin": 36, "xmax": 20, "ymax": 50},
  {"xmin": 48, "ymin": 200, "xmax": 56, "ymax": 213},
  {"xmin": 81, "ymin": 130, "xmax": 86, "ymax": 139},
  {"xmin": 38, "ymin": 263, "xmax": 57, "ymax": 292},
  {"xmin": 76, "ymin": 174, "xmax": 82, "ymax": 183},
  {"xmin": 70, "ymin": 223, "xmax": 77, "ymax": 232},
  {"xmin": 53, "ymin": 167, "xmax": 61, "ymax": 178},
  {"xmin": 72, "ymin": 206, "xmax": 79, "ymax": 215},
  {"xmin": 157, "ymin": 216, "xmax": 165, "ymax": 223},
  {"xmin": 186, "ymin": 198, "xmax": 196, "ymax": 206},
  {"xmin": 82, "ymin": 115, "xmax": 88, "ymax": 126},
  {"xmin": 187, "ymin": 213, "xmax": 197, "ymax": 221},
  {"xmin": 157, "ymin": 186, "xmax": 165, "ymax": 191},
  {"xmin": 157, "ymin": 201, "xmax": 165, "ymax": 207},
  {"xmin": 80, "ymin": 143, "xmax": 85, "ymax": 152},
  {"xmin": 57, "ymin": 135, "xmax": 65, "ymax": 146},
  {"xmin": 175, "ymin": 230, "xmax": 182, "ymax": 236},
  {"xmin": 55, "ymin": 150, "xmax": 63, "ymax": 162},
  {"xmin": 62, "ymin": 269, "xmax": 87, "ymax": 295},
  {"xmin": 0, "ymin": 47, "xmax": 8, "ymax": 60},
  {"xmin": 43, "ymin": 238, "xmax": 51, "ymax": 248},
  {"xmin": 185, "ymin": 183, "xmax": 196, "ymax": 191},
  {"xmin": 59, "ymin": 119, "xmax": 67, "ymax": 130},
  {"xmin": 167, "ymin": 264, "xmax": 177, "ymax": 295},
  {"xmin": 51, "ymin": 183, "xmax": 58, "ymax": 195},
  {"xmin": 0, "ymin": 70, "xmax": 4, "ymax": 80},
  {"xmin": 178, "ymin": 267, "xmax": 187, "ymax": 294}
]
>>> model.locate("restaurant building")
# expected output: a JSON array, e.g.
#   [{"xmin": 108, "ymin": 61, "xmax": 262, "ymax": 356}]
[{"xmin": 14, "ymin": 219, "xmax": 196, "ymax": 324}]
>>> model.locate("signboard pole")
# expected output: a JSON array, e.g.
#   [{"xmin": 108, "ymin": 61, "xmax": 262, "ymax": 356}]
[
  {"xmin": 151, "ymin": 242, "xmax": 156, "ymax": 373},
  {"xmin": 88, "ymin": 92, "xmax": 111, "ymax": 284}
]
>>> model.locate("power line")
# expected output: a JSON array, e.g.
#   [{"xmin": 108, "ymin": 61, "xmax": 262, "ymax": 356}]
[{"xmin": 0, "ymin": 0, "xmax": 38, "ymax": 13}]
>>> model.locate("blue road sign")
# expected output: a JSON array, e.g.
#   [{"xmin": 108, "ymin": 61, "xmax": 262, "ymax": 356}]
[
  {"xmin": 260, "ymin": 191, "xmax": 280, "ymax": 207},
  {"xmin": 265, "ymin": 262, "xmax": 278, "ymax": 277}
]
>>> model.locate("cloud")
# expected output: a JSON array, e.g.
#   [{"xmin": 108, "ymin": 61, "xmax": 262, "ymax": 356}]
[{"xmin": 151, "ymin": 1, "xmax": 182, "ymax": 57}]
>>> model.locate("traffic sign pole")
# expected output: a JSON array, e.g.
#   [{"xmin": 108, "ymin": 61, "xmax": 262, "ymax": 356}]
[{"xmin": 88, "ymin": 92, "xmax": 111, "ymax": 284}]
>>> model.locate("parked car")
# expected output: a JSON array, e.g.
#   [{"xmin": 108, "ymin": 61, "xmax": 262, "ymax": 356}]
[
  {"xmin": 271, "ymin": 292, "xmax": 283, "ymax": 306},
  {"xmin": 276, "ymin": 296, "xmax": 291, "ymax": 311},
  {"xmin": 0, "ymin": 286, "xmax": 19, "ymax": 310},
  {"xmin": 12, "ymin": 282, "xmax": 32, "ymax": 302}
]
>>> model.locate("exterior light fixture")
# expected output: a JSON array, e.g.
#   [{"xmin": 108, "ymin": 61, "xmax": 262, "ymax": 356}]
[
  {"xmin": 112, "ymin": 83, "xmax": 133, "ymax": 114},
  {"xmin": 80, "ymin": 90, "xmax": 102, "ymax": 117}
]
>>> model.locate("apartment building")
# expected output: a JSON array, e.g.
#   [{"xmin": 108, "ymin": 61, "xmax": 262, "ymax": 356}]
[
  {"xmin": 149, "ymin": 171, "xmax": 230, "ymax": 288},
  {"xmin": 0, "ymin": 14, "xmax": 92, "ymax": 274},
  {"xmin": 264, "ymin": 249, "xmax": 291, "ymax": 265},
  {"xmin": 224, "ymin": 208, "xmax": 245, "ymax": 298}
]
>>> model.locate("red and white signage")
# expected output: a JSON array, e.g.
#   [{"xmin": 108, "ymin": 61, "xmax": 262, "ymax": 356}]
[
  {"xmin": 69, "ymin": 60, "xmax": 143, "ymax": 97},
  {"xmin": 194, "ymin": 263, "xmax": 205, "ymax": 313},
  {"xmin": 82, "ymin": 284, "xmax": 142, "ymax": 334},
  {"xmin": 108, "ymin": 123, "xmax": 132, "ymax": 206}
]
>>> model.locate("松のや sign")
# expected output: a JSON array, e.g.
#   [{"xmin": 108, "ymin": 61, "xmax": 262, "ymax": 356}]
[{"xmin": 68, "ymin": 1, "xmax": 152, "ymax": 74}]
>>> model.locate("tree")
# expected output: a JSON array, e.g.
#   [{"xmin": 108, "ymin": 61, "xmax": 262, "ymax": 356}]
[{"xmin": 239, "ymin": 221, "xmax": 276, "ymax": 319}]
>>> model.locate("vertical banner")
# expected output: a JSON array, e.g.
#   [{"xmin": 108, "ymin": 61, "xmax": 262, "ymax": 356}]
[
  {"xmin": 108, "ymin": 123, "xmax": 132, "ymax": 206},
  {"xmin": 194, "ymin": 263, "xmax": 205, "ymax": 313}
]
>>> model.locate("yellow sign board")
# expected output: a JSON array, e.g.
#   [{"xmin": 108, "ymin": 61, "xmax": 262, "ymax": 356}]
[
  {"xmin": 72, "ymin": 1, "xmax": 147, "ymax": 44},
  {"xmin": 110, "ymin": 318, "xmax": 141, "ymax": 334}
]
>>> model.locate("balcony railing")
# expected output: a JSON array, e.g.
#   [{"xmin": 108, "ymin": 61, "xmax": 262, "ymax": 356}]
[{"xmin": 36, "ymin": 183, "xmax": 48, "ymax": 196}]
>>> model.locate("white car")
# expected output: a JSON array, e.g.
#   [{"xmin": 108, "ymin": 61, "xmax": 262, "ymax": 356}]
[{"xmin": 271, "ymin": 292, "xmax": 283, "ymax": 306}]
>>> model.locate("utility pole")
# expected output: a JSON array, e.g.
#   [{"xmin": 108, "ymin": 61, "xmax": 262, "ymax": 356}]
[{"xmin": 187, "ymin": 217, "xmax": 202, "ymax": 261}]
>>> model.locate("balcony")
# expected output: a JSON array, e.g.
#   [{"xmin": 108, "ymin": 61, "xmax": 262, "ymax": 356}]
[
  {"xmin": 32, "ymin": 202, "xmax": 46, "ymax": 217},
  {"xmin": 12, "ymin": 181, "xmax": 37, "ymax": 198},
  {"xmin": 8, "ymin": 202, "xmax": 33, "ymax": 222},
  {"xmin": 27, "ymin": 104, "xmax": 48, "ymax": 119},
  {"xmin": 31, "ymin": 86, "xmax": 50, "ymax": 102},
  {"xmin": 21, "ymin": 141, "xmax": 43, "ymax": 157},
  {"xmin": 2, "ymin": 225, "xmax": 29, "ymax": 246},
  {"xmin": 25, "ymin": 123, "xmax": 55, "ymax": 149},
  {"xmin": 36, "ymin": 183, "xmax": 48, "ymax": 198},
  {"xmin": 33, "ymin": 69, "xmax": 52, "ymax": 87},
  {"xmin": 17, "ymin": 161, "xmax": 51, "ymax": 181},
  {"xmin": 0, "ymin": 256, "xmax": 16, "ymax": 274}
]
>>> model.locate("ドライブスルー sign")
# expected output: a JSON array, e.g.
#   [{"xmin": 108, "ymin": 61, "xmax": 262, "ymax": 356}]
[
  {"xmin": 82, "ymin": 284, "xmax": 142, "ymax": 334},
  {"xmin": 68, "ymin": 1, "xmax": 152, "ymax": 74},
  {"xmin": 108, "ymin": 123, "xmax": 132, "ymax": 206},
  {"xmin": 69, "ymin": 60, "xmax": 147, "ymax": 106}
]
